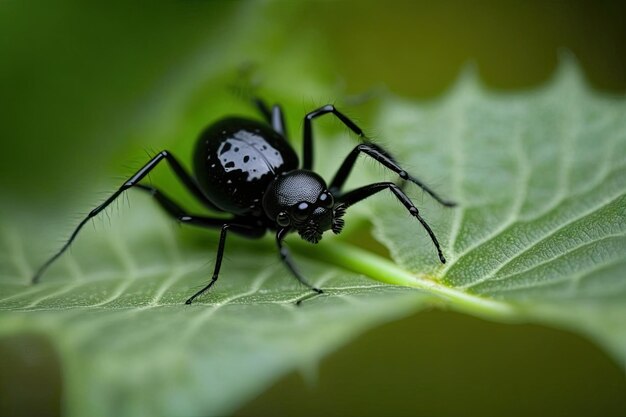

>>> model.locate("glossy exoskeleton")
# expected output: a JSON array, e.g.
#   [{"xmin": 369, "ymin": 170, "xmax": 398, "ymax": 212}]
[{"xmin": 32, "ymin": 99, "xmax": 455, "ymax": 304}]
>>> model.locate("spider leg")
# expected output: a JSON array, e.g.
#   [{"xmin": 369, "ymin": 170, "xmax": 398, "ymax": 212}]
[
  {"xmin": 184, "ymin": 224, "xmax": 230, "ymax": 305},
  {"xmin": 134, "ymin": 184, "xmax": 265, "ymax": 237},
  {"xmin": 302, "ymin": 104, "xmax": 364, "ymax": 171},
  {"xmin": 330, "ymin": 143, "xmax": 456, "ymax": 207},
  {"xmin": 227, "ymin": 69, "xmax": 285, "ymax": 135},
  {"xmin": 32, "ymin": 150, "xmax": 222, "ymax": 284},
  {"xmin": 276, "ymin": 228, "xmax": 324, "ymax": 304},
  {"xmin": 252, "ymin": 98, "xmax": 288, "ymax": 138},
  {"xmin": 270, "ymin": 105, "xmax": 287, "ymax": 137},
  {"xmin": 134, "ymin": 185, "xmax": 266, "ymax": 304},
  {"xmin": 338, "ymin": 182, "xmax": 446, "ymax": 264},
  {"xmin": 252, "ymin": 98, "xmax": 272, "ymax": 121}
]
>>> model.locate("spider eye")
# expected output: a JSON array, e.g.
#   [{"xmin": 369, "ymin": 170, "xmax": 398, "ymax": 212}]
[
  {"xmin": 276, "ymin": 212, "xmax": 290, "ymax": 227},
  {"xmin": 292, "ymin": 202, "xmax": 310, "ymax": 221},
  {"xmin": 318, "ymin": 192, "xmax": 334, "ymax": 208}
]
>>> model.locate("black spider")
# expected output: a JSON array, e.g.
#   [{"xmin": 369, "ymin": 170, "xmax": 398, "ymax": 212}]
[{"xmin": 32, "ymin": 99, "xmax": 455, "ymax": 304}]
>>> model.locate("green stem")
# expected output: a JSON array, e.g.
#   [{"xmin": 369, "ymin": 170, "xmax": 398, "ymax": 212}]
[{"xmin": 292, "ymin": 240, "xmax": 519, "ymax": 321}]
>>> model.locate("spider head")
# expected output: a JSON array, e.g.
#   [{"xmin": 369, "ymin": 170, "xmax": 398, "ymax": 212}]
[{"xmin": 263, "ymin": 170, "xmax": 346, "ymax": 244}]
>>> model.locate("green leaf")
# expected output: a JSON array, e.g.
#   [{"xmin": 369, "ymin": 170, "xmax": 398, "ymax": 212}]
[
  {"xmin": 1, "ymin": 3, "xmax": 625, "ymax": 416},
  {"xmin": 369, "ymin": 61, "xmax": 626, "ymax": 362}
]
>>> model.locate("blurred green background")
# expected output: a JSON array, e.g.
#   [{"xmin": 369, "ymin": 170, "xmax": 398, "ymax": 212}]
[{"xmin": 1, "ymin": 1, "xmax": 624, "ymax": 416}]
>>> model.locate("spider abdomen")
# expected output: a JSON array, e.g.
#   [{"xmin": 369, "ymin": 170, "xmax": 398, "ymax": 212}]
[{"xmin": 193, "ymin": 117, "xmax": 298, "ymax": 216}]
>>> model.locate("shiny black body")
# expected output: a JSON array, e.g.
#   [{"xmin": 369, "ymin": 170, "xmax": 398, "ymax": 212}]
[
  {"xmin": 194, "ymin": 117, "xmax": 298, "ymax": 217},
  {"xmin": 32, "ymin": 99, "xmax": 455, "ymax": 305}
]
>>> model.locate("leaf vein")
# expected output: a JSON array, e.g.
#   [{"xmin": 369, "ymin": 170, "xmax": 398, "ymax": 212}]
[{"xmin": 459, "ymin": 190, "xmax": 625, "ymax": 288}]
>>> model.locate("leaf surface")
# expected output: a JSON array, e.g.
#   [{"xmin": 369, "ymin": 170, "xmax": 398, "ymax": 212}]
[
  {"xmin": 370, "ymin": 63, "xmax": 626, "ymax": 361},
  {"xmin": 0, "ymin": 3, "xmax": 625, "ymax": 416}
]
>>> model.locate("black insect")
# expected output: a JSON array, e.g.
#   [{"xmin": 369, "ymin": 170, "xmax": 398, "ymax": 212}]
[{"xmin": 32, "ymin": 99, "xmax": 455, "ymax": 304}]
